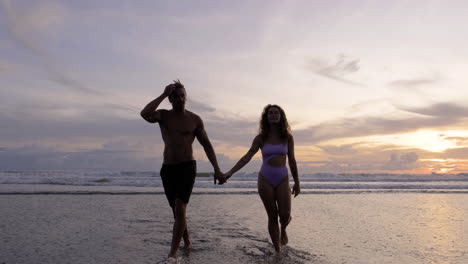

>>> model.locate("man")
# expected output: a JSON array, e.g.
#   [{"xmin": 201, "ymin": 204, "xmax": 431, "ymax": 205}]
[{"xmin": 140, "ymin": 80, "xmax": 224, "ymax": 259}]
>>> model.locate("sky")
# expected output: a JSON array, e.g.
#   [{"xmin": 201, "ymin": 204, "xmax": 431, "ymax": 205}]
[{"xmin": 1, "ymin": 0, "xmax": 468, "ymax": 174}]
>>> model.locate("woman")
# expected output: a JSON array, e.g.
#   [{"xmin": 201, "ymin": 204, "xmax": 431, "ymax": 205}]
[{"xmin": 224, "ymin": 104, "xmax": 300, "ymax": 253}]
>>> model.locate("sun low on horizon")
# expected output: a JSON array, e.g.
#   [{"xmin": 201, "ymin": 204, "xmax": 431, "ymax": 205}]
[{"xmin": 1, "ymin": 0, "xmax": 468, "ymax": 174}]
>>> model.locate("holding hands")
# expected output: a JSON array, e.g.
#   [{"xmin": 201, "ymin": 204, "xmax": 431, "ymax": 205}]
[
  {"xmin": 214, "ymin": 170, "xmax": 227, "ymax": 185},
  {"xmin": 214, "ymin": 170, "xmax": 233, "ymax": 185},
  {"xmin": 223, "ymin": 171, "xmax": 233, "ymax": 181}
]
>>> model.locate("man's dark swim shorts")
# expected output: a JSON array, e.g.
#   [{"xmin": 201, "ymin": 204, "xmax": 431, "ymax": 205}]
[{"xmin": 160, "ymin": 160, "xmax": 197, "ymax": 208}]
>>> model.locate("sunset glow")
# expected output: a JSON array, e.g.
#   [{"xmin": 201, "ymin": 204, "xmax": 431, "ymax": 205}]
[{"xmin": 2, "ymin": 0, "xmax": 468, "ymax": 173}]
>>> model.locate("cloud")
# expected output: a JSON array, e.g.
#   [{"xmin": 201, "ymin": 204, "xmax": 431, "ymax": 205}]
[
  {"xmin": 398, "ymin": 103, "xmax": 468, "ymax": 118},
  {"xmin": 0, "ymin": 118, "xmax": 465, "ymax": 173},
  {"xmin": 3, "ymin": 99, "xmax": 468, "ymax": 159},
  {"xmin": 389, "ymin": 78, "xmax": 437, "ymax": 88},
  {"xmin": 196, "ymin": 152, "xmax": 261, "ymax": 173},
  {"xmin": 1, "ymin": 0, "xmax": 64, "ymax": 32},
  {"xmin": 295, "ymin": 116, "xmax": 446, "ymax": 144},
  {"xmin": 0, "ymin": 144, "xmax": 160, "ymax": 171},
  {"xmin": 0, "ymin": 111, "xmax": 155, "ymax": 142},
  {"xmin": 1, "ymin": 0, "xmax": 103, "ymax": 96},
  {"xmin": 0, "ymin": 143, "xmax": 261, "ymax": 172},
  {"xmin": 0, "ymin": 100, "xmax": 258, "ymax": 160},
  {"xmin": 428, "ymin": 163, "xmax": 457, "ymax": 174},
  {"xmin": 440, "ymin": 147, "xmax": 468, "ymax": 159},
  {"xmin": 187, "ymin": 99, "xmax": 216, "ymax": 113},
  {"xmin": 47, "ymin": 71, "xmax": 104, "ymax": 96},
  {"xmin": 443, "ymin": 136, "xmax": 468, "ymax": 147},
  {"xmin": 3, "ymin": 96, "xmax": 468, "ymax": 173},
  {"xmin": 0, "ymin": 0, "xmax": 148, "ymax": 119},
  {"xmin": 204, "ymin": 117, "xmax": 258, "ymax": 146},
  {"xmin": 349, "ymin": 98, "xmax": 392, "ymax": 112},
  {"xmin": 0, "ymin": 97, "xmax": 259, "ymax": 171},
  {"xmin": 295, "ymin": 102, "xmax": 468, "ymax": 144},
  {"xmin": 307, "ymin": 139, "xmax": 468, "ymax": 173},
  {"xmin": 383, "ymin": 152, "xmax": 419, "ymax": 170},
  {"xmin": 0, "ymin": 61, "xmax": 12, "ymax": 72},
  {"xmin": 103, "ymin": 102, "xmax": 141, "ymax": 115},
  {"xmin": 307, "ymin": 54, "xmax": 362, "ymax": 85},
  {"xmin": 299, "ymin": 142, "xmax": 427, "ymax": 173},
  {"xmin": 318, "ymin": 143, "xmax": 362, "ymax": 156}
]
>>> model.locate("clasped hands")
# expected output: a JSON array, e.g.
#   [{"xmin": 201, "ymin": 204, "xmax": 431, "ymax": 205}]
[{"xmin": 213, "ymin": 170, "xmax": 232, "ymax": 185}]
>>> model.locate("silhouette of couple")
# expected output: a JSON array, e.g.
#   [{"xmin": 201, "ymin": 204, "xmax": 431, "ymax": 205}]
[{"xmin": 141, "ymin": 80, "xmax": 300, "ymax": 260}]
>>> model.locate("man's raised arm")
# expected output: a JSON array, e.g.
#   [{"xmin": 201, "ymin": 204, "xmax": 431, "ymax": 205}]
[{"xmin": 140, "ymin": 84, "xmax": 174, "ymax": 123}]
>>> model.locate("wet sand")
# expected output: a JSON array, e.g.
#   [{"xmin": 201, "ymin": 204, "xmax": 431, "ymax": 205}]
[{"xmin": 1, "ymin": 191, "xmax": 467, "ymax": 263}]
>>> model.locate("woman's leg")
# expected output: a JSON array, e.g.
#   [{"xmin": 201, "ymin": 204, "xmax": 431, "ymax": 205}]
[
  {"xmin": 258, "ymin": 174, "xmax": 281, "ymax": 252},
  {"xmin": 276, "ymin": 176, "xmax": 292, "ymax": 245}
]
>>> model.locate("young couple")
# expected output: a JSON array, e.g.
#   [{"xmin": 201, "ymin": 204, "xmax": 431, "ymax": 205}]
[{"xmin": 140, "ymin": 80, "xmax": 301, "ymax": 260}]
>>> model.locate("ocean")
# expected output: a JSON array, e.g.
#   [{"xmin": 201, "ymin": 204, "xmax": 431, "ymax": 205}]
[
  {"xmin": 1, "ymin": 171, "xmax": 467, "ymax": 263},
  {"xmin": 1, "ymin": 170, "xmax": 468, "ymax": 193}
]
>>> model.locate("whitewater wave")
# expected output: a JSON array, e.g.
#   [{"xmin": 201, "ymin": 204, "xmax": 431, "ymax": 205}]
[{"xmin": 1, "ymin": 171, "xmax": 468, "ymax": 191}]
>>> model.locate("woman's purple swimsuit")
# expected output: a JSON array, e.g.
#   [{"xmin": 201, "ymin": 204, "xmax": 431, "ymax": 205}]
[{"xmin": 260, "ymin": 143, "xmax": 288, "ymax": 188}]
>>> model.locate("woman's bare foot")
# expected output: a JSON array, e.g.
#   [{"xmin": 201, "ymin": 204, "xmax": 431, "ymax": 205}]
[
  {"xmin": 281, "ymin": 228, "xmax": 288, "ymax": 245},
  {"xmin": 274, "ymin": 242, "xmax": 281, "ymax": 253},
  {"xmin": 280, "ymin": 216, "xmax": 291, "ymax": 245}
]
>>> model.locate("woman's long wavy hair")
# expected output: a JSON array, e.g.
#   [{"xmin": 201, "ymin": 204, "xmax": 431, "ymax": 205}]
[{"xmin": 259, "ymin": 104, "xmax": 291, "ymax": 143}]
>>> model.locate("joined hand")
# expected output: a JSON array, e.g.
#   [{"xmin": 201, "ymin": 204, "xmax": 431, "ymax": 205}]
[{"xmin": 214, "ymin": 170, "xmax": 226, "ymax": 185}]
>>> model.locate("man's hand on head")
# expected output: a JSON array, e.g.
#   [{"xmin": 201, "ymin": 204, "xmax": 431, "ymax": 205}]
[{"xmin": 163, "ymin": 84, "xmax": 176, "ymax": 97}]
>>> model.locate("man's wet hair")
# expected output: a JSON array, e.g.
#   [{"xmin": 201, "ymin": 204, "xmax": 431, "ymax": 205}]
[
  {"xmin": 173, "ymin": 79, "xmax": 185, "ymax": 90},
  {"xmin": 168, "ymin": 79, "xmax": 186, "ymax": 99}
]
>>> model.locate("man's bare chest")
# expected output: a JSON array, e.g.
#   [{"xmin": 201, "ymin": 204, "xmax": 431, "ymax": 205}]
[{"xmin": 162, "ymin": 118, "xmax": 197, "ymax": 136}]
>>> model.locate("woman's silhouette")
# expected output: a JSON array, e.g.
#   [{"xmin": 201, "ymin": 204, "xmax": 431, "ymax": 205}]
[{"xmin": 224, "ymin": 104, "xmax": 300, "ymax": 252}]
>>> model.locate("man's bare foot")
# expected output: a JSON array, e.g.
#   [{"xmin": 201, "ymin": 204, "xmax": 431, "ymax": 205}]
[
  {"xmin": 183, "ymin": 239, "xmax": 192, "ymax": 250},
  {"xmin": 183, "ymin": 229, "xmax": 192, "ymax": 250},
  {"xmin": 166, "ymin": 257, "xmax": 179, "ymax": 264},
  {"xmin": 281, "ymin": 229, "xmax": 288, "ymax": 245}
]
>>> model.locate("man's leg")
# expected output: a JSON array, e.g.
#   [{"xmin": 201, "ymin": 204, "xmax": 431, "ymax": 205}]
[
  {"xmin": 168, "ymin": 198, "xmax": 188, "ymax": 258},
  {"xmin": 171, "ymin": 207, "xmax": 191, "ymax": 249}
]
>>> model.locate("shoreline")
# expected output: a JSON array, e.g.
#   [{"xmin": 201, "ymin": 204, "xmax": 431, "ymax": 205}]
[{"xmin": 1, "ymin": 184, "xmax": 468, "ymax": 194}]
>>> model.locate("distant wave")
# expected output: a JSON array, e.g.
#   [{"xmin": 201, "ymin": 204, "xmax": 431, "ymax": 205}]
[
  {"xmin": 2, "ymin": 189, "xmax": 468, "ymax": 195},
  {"xmin": 1, "ymin": 171, "xmax": 468, "ymax": 191}
]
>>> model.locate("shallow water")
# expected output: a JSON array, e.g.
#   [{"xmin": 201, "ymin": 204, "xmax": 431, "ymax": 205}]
[{"xmin": 1, "ymin": 193, "xmax": 467, "ymax": 263}]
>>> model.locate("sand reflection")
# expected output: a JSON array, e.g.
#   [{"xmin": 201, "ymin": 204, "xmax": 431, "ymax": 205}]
[{"xmin": 418, "ymin": 195, "xmax": 461, "ymax": 258}]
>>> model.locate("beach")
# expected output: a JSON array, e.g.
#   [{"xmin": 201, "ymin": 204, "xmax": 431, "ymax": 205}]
[{"xmin": 1, "ymin": 188, "xmax": 467, "ymax": 264}]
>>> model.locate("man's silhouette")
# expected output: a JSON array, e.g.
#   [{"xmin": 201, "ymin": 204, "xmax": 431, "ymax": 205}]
[{"xmin": 140, "ymin": 80, "xmax": 224, "ymax": 259}]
